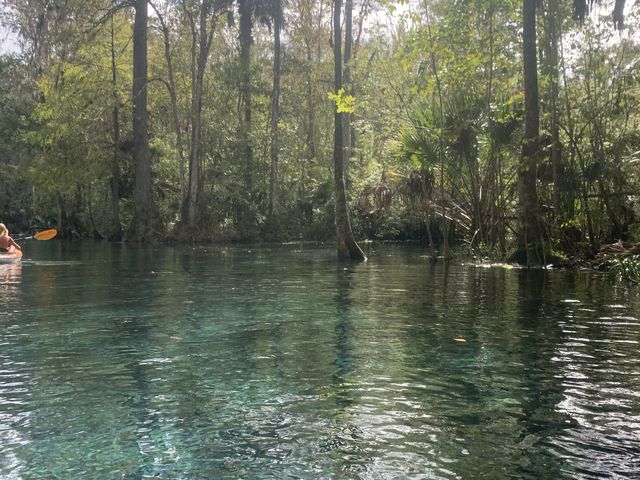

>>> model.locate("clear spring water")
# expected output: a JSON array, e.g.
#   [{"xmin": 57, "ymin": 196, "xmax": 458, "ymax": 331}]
[{"xmin": 0, "ymin": 242, "xmax": 639, "ymax": 479}]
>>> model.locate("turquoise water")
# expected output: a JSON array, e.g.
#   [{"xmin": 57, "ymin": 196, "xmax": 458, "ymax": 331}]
[{"xmin": 1, "ymin": 242, "xmax": 639, "ymax": 479}]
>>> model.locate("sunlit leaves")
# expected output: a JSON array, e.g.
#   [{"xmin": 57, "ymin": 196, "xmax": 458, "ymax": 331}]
[
  {"xmin": 600, "ymin": 254, "xmax": 640, "ymax": 283},
  {"xmin": 327, "ymin": 88, "xmax": 356, "ymax": 113}
]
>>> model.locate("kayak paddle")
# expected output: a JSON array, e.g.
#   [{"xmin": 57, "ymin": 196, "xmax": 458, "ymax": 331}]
[{"xmin": 22, "ymin": 229, "xmax": 58, "ymax": 241}]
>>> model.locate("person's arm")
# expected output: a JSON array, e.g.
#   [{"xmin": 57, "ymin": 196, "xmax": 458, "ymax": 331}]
[{"xmin": 9, "ymin": 236, "xmax": 21, "ymax": 250}]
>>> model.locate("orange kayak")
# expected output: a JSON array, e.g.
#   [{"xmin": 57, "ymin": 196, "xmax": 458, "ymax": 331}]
[{"xmin": 0, "ymin": 246, "xmax": 23, "ymax": 263}]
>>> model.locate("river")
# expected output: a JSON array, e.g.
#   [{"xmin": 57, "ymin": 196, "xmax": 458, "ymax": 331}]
[{"xmin": 0, "ymin": 242, "xmax": 638, "ymax": 478}]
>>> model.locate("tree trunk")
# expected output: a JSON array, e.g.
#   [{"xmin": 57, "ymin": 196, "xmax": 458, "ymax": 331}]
[
  {"xmin": 486, "ymin": 0, "xmax": 502, "ymax": 251},
  {"xmin": 269, "ymin": 1, "xmax": 281, "ymax": 218},
  {"xmin": 238, "ymin": 0, "xmax": 254, "ymax": 195},
  {"xmin": 152, "ymin": 3, "xmax": 187, "ymax": 206},
  {"xmin": 131, "ymin": 0, "xmax": 157, "ymax": 241},
  {"xmin": 513, "ymin": 0, "xmax": 549, "ymax": 265},
  {"xmin": 425, "ymin": 4, "xmax": 448, "ymax": 259},
  {"xmin": 560, "ymin": 29, "xmax": 595, "ymax": 248},
  {"xmin": 613, "ymin": 0, "xmax": 626, "ymax": 29},
  {"xmin": 333, "ymin": 0, "xmax": 365, "ymax": 261},
  {"xmin": 236, "ymin": 0, "xmax": 255, "ymax": 236},
  {"xmin": 343, "ymin": 0, "xmax": 353, "ymax": 169},
  {"xmin": 109, "ymin": 16, "xmax": 122, "ymax": 241},
  {"xmin": 543, "ymin": 0, "xmax": 563, "ymax": 220},
  {"xmin": 305, "ymin": 41, "xmax": 316, "ymax": 161},
  {"xmin": 180, "ymin": 1, "xmax": 215, "ymax": 235}
]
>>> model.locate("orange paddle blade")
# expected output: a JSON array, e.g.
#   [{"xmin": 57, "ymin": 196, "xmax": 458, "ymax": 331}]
[{"xmin": 33, "ymin": 229, "xmax": 57, "ymax": 241}]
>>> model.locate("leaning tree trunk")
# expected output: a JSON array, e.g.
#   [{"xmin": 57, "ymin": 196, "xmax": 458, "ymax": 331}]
[
  {"xmin": 333, "ymin": 0, "xmax": 365, "ymax": 261},
  {"xmin": 514, "ymin": 0, "xmax": 550, "ymax": 265},
  {"xmin": 131, "ymin": 0, "xmax": 157, "ymax": 241}
]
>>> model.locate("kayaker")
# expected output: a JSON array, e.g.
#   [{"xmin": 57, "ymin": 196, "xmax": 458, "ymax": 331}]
[{"xmin": 0, "ymin": 223, "xmax": 22, "ymax": 253}]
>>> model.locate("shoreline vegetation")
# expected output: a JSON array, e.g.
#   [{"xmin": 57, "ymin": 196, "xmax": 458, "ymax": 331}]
[{"xmin": 1, "ymin": 1, "xmax": 638, "ymax": 270}]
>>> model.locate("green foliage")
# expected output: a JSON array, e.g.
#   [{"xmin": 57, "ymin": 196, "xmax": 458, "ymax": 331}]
[
  {"xmin": 469, "ymin": 241, "xmax": 505, "ymax": 263},
  {"xmin": 600, "ymin": 255, "xmax": 640, "ymax": 284},
  {"xmin": 327, "ymin": 88, "xmax": 356, "ymax": 113},
  {"xmin": 395, "ymin": 108, "xmax": 440, "ymax": 170},
  {"xmin": 0, "ymin": 0, "xmax": 639, "ymax": 253},
  {"xmin": 0, "ymin": 55, "xmax": 39, "ymax": 228}
]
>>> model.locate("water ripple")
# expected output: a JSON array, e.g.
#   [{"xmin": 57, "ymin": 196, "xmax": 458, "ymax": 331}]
[{"xmin": 0, "ymin": 246, "xmax": 639, "ymax": 478}]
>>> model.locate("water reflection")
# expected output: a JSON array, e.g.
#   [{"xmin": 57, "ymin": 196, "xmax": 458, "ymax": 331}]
[
  {"xmin": 551, "ymin": 295, "xmax": 640, "ymax": 477},
  {"xmin": 0, "ymin": 263, "xmax": 28, "ymax": 476},
  {"xmin": 511, "ymin": 270, "xmax": 570, "ymax": 478},
  {"xmin": 0, "ymin": 263, "xmax": 22, "ymax": 288},
  {"xmin": 332, "ymin": 266, "xmax": 357, "ymax": 405},
  {"xmin": 0, "ymin": 244, "xmax": 639, "ymax": 478}
]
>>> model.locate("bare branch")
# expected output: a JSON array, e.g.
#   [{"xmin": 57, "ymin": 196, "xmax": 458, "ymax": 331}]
[{"xmin": 87, "ymin": 1, "xmax": 133, "ymax": 34}]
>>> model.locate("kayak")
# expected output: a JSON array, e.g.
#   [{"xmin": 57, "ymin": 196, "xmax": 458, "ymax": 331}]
[{"xmin": 0, "ymin": 246, "xmax": 22, "ymax": 263}]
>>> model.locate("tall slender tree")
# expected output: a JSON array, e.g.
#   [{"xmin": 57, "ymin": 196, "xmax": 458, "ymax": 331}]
[
  {"xmin": 269, "ymin": 0, "xmax": 283, "ymax": 218},
  {"xmin": 333, "ymin": 0, "xmax": 365, "ymax": 261},
  {"xmin": 150, "ymin": 1, "xmax": 187, "ymax": 205},
  {"xmin": 343, "ymin": 0, "xmax": 353, "ymax": 164},
  {"xmin": 238, "ymin": 0, "xmax": 254, "ymax": 195},
  {"xmin": 514, "ymin": 0, "xmax": 550, "ymax": 265},
  {"xmin": 542, "ymin": 0, "xmax": 563, "ymax": 221},
  {"xmin": 180, "ymin": 0, "xmax": 218, "ymax": 235},
  {"xmin": 131, "ymin": 0, "xmax": 158, "ymax": 241},
  {"xmin": 109, "ymin": 15, "xmax": 123, "ymax": 241},
  {"xmin": 424, "ymin": 3, "xmax": 448, "ymax": 260}
]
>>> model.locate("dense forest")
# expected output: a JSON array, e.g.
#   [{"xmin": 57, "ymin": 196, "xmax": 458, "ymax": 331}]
[{"xmin": 0, "ymin": 0, "xmax": 638, "ymax": 265}]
